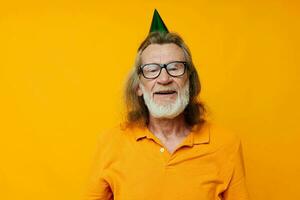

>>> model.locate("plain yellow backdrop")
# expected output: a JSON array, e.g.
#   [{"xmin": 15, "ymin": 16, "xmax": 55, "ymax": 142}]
[{"xmin": 1, "ymin": 0, "xmax": 299, "ymax": 199}]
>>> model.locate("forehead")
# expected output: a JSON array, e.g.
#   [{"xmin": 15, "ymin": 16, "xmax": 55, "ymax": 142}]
[{"xmin": 141, "ymin": 43, "xmax": 185, "ymax": 64}]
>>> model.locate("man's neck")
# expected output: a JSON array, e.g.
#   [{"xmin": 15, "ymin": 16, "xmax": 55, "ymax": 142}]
[{"xmin": 148, "ymin": 114, "xmax": 191, "ymax": 140}]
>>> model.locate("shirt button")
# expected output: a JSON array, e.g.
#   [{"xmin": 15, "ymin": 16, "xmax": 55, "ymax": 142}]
[{"xmin": 160, "ymin": 147, "xmax": 165, "ymax": 153}]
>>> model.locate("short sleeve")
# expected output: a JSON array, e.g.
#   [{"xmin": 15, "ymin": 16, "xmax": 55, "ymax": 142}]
[
  {"xmin": 84, "ymin": 134, "xmax": 113, "ymax": 200},
  {"xmin": 222, "ymin": 140, "xmax": 250, "ymax": 200}
]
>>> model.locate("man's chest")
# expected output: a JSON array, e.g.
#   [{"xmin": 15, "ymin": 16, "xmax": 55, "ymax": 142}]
[{"xmin": 102, "ymin": 140, "xmax": 232, "ymax": 200}]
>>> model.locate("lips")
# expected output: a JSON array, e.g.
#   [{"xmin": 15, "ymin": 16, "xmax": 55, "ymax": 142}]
[{"xmin": 154, "ymin": 90, "xmax": 177, "ymax": 95}]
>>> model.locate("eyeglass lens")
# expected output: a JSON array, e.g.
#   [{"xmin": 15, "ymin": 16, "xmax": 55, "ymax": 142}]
[{"xmin": 142, "ymin": 62, "xmax": 185, "ymax": 79}]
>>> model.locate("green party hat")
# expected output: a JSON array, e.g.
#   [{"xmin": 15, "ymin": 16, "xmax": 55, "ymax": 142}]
[{"xmin": 149, "ymin": 9, "xmax": 169, "ymax": 33}]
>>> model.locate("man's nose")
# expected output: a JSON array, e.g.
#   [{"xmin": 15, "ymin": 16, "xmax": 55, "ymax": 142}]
[{"xmin": 157, "ymin": 68, "xmax": 172, "ymax": 84}]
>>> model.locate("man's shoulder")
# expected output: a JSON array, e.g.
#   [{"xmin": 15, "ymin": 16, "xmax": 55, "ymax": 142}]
[
  {"xmin": 96, "ymin": 123, "xmax": 142, "ymax": 143},
  {"xmin": 203, "ymin": 122, "xmax": 242, "ymax": 149},
  {"xmin": 97, "ymin": 124, "xmax": 124, "ymax": 140}
]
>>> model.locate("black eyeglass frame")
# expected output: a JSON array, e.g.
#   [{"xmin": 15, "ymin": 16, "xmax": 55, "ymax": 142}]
[{"xmin": 139, "ymin": 61, "xmax": 187, "ymax": 79}]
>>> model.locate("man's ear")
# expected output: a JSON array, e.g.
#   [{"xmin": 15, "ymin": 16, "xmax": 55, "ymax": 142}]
[{"xmin": 137, "ymin": 84, "xmax": 143, "ymax": 96}]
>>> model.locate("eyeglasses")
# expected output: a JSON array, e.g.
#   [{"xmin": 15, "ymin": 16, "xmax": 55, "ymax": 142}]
[{"xmin": 140, "ymin": 61, "xmax": 187, "ymax": 79}]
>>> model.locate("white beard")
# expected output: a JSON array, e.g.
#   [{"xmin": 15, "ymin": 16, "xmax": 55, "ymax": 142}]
[{"xmin": 140, "ymin": 80, "xmax": 190, "ymax": 119}]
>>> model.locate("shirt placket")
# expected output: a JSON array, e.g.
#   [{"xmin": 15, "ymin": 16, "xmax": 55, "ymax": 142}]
[{"xmin": 146, "ymin": 131, "xmax": 195, "ymax": 166}]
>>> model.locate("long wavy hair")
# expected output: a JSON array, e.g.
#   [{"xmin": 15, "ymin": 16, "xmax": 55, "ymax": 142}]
[{"xmin": 124, "ymin": 32, "xmax": 206, "ymax": 127}]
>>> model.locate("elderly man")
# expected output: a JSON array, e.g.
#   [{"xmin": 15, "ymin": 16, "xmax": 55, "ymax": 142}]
[{"xmin": 85, "ymin": 10, "xmax": 249, "ymax": 200}]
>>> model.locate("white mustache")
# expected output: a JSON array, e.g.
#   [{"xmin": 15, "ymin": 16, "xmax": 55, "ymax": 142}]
[{"xmin": 153, "ymin": 87, "xmax": 177, "ymax": 93}]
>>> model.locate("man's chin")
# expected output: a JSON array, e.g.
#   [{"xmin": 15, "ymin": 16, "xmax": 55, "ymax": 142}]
[
  {"xmin": 153, "ymin": 99, "xmax": 176, "ymax": 106},
  {"xmin": 153, "ymin": 94, "xmax": 177, "ymax": 103},
  {"xmin": 149, "ymin": 107, "xmax": 182, "ymax": 119}
]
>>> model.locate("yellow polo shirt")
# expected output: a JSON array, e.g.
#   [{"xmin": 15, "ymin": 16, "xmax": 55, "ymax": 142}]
[{"xmin": 85, "ymin": 122, "xmax": 249, "ymax": 200}]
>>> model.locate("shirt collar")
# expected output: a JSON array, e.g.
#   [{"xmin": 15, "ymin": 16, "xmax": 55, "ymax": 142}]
[
  {"xmin": 191, "ymin": 122, "xmax": 210, "ymax": 145},
  {"xmin": 133, "ymin": 122, "xmax": 210, "ymax": 145},
  {"xmin": 134, "ymin": 126, "xmax": 155, "ymax": 141}
]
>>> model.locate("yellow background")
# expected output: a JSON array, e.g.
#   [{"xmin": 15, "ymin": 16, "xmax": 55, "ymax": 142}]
[{"xmin": 1, "ymin": 0, "xmax": 299, "ymax": 199}]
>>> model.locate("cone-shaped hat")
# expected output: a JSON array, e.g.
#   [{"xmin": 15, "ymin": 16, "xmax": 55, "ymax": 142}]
[{"xmin": 149, "ymin": 9, "xmax": 169, "ymax": 33}]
